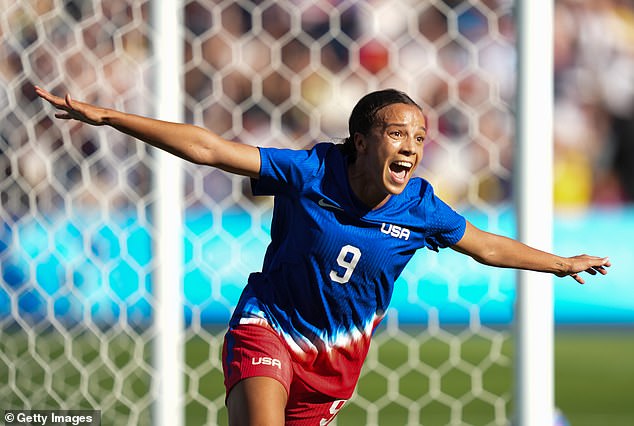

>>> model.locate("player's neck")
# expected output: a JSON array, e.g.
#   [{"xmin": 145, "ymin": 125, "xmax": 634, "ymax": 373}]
[{"xmin": 347, "ymin": 163, "xmax": 391, "ymax": 210}]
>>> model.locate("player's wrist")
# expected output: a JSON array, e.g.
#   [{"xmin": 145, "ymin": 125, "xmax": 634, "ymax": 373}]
[
  {"xmin": 553, "ymin": 257, "xmax": 572, "ymax": 276},
  {"xmin": 100, "ymin": 108, "xmax": 120, "ymax": 126}
]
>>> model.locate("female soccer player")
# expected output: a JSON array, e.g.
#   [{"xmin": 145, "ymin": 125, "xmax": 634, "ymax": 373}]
[{"xmin": 35, "ymin": 86, "xmax": 610, "ymax": 426}]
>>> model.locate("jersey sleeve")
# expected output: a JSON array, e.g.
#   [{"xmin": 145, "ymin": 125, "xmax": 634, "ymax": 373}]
[
  {"xmin": 421, "ymin": 185, "xmax": 466, "ymax": 251},
  {"xmin": 251, "ymin": 145, "xmax": 324, "ymax": 196}
]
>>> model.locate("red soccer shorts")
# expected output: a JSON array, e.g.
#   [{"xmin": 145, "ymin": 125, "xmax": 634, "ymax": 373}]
[{"xmin": 222, "ymin": 323, "xmax": 348, "ymax": 425}]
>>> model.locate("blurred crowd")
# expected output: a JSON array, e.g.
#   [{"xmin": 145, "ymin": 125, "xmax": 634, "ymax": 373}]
[
  {"xmin": 1, "ymin": 0, "xmax": 633, "ymax": 220},
  {"xmin": 553, "ymin": 0, "xmax": 634, "ymax": 206}
]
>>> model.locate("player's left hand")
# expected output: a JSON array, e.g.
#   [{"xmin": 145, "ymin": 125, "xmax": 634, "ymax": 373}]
[{"xmin": 556, "ymin": 255, "xmax": 611, "ymax": 284}]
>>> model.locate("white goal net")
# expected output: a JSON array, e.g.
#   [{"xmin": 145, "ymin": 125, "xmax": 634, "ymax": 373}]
[{"xmin": 1, "ymin": 1, "xmax": 516, "ymax": 425}]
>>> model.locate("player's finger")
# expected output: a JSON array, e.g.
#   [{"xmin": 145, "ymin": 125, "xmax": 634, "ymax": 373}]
[
  {"xmin": 54, "ymin": 112, "xmax": 72, "ymax": 120},
  {"xmin": 65, "ymin": 93, "xmax": 78, "ymax": 111},
  {"xmin": 571, "ymin": 273, "xmax": 584, "ymax": 285},
  {"xmin": 35, "ymin": 86, "xmax": 63, "ymax": 107},
  {"xmin": 34, "ymin": 85, "xmax": 51, "ymax": 99},
  {"xmin": 594, "ymin": 265, "xmax": 608, "ymax": 275}
]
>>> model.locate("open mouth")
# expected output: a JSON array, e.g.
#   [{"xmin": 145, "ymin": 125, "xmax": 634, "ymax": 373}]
[{"xmin": 389, "ymin": 160, "xmax": 413, "ymax": 184}]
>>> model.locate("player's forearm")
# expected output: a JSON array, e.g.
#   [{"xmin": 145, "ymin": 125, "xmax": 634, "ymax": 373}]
[
  {"xmin": 471, "ymin": 234, "xmax": 568, "ymax": 275},
  {"xmin": 103, "ymin": 109, "xmax": 214, "ymax": 164},
  {"xmin": 453, "ymin": 222, "xmax": 609, "ymax": 284}
]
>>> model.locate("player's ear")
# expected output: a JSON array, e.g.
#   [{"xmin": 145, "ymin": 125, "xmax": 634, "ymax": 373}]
[{"xmin": 353, "ymin": 132, "xmax": 367, "ymax": 154}]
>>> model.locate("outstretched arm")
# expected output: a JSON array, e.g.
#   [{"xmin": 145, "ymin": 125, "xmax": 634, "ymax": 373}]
[
  {"xmin": 34, "ymin": 86, "xmax": 261, "ymax": 178},
  {"xmin": 452, "ymin": 221, "xmax": 611, "ymax": 284}
]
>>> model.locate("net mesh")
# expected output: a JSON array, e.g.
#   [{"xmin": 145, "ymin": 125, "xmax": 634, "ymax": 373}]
[{"xmin": 1, "ymin": 1, "xmax": 516, "ymax": 425}]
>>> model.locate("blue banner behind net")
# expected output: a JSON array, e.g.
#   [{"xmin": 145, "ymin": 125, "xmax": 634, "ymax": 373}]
[{"xmin": 1, "ymin": 207, "xmax": 632, "ymax": 327}]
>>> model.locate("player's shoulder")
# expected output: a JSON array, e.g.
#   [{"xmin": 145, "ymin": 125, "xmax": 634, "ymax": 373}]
[
  {"xmin": 280, "ymin": 141, "xmax": 340, "ymax": 162},
  {"xmin": 403, "ymin": 176, "xmax": 434, "ymax": 199},
  {"xmin": 305, "ymin": 141, "xmax": 346, "ymax": 172},
  {"xmin": 388, "ymin": 177, "xmax": 443, "ymax": 215},
  {"xmin": 258, "ymin": 141, "xmax": 337, "ymax": 167},
  {"xmin": 311, "ymin": 141, "xmax": 344, "ymax": 159}
]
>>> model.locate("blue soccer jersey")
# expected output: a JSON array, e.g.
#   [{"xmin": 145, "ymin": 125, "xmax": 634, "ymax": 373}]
[{"xmin": 228, "ymin": 142, "xmax": 466, "ymax": 398}]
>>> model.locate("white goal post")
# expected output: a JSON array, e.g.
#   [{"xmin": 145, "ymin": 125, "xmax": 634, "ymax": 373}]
[
  {"xmin": 515, "ymin": 1, "xmax": 555, "ymax": 425},
  {"xmin": 153, "ymin": 1, "xmax": 185, "ymax": 426}
]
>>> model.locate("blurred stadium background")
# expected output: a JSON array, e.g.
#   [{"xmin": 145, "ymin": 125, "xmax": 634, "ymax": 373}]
[{"xmin": 1, "ymin": 0, "xmax": 633, "ymax": 425}]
